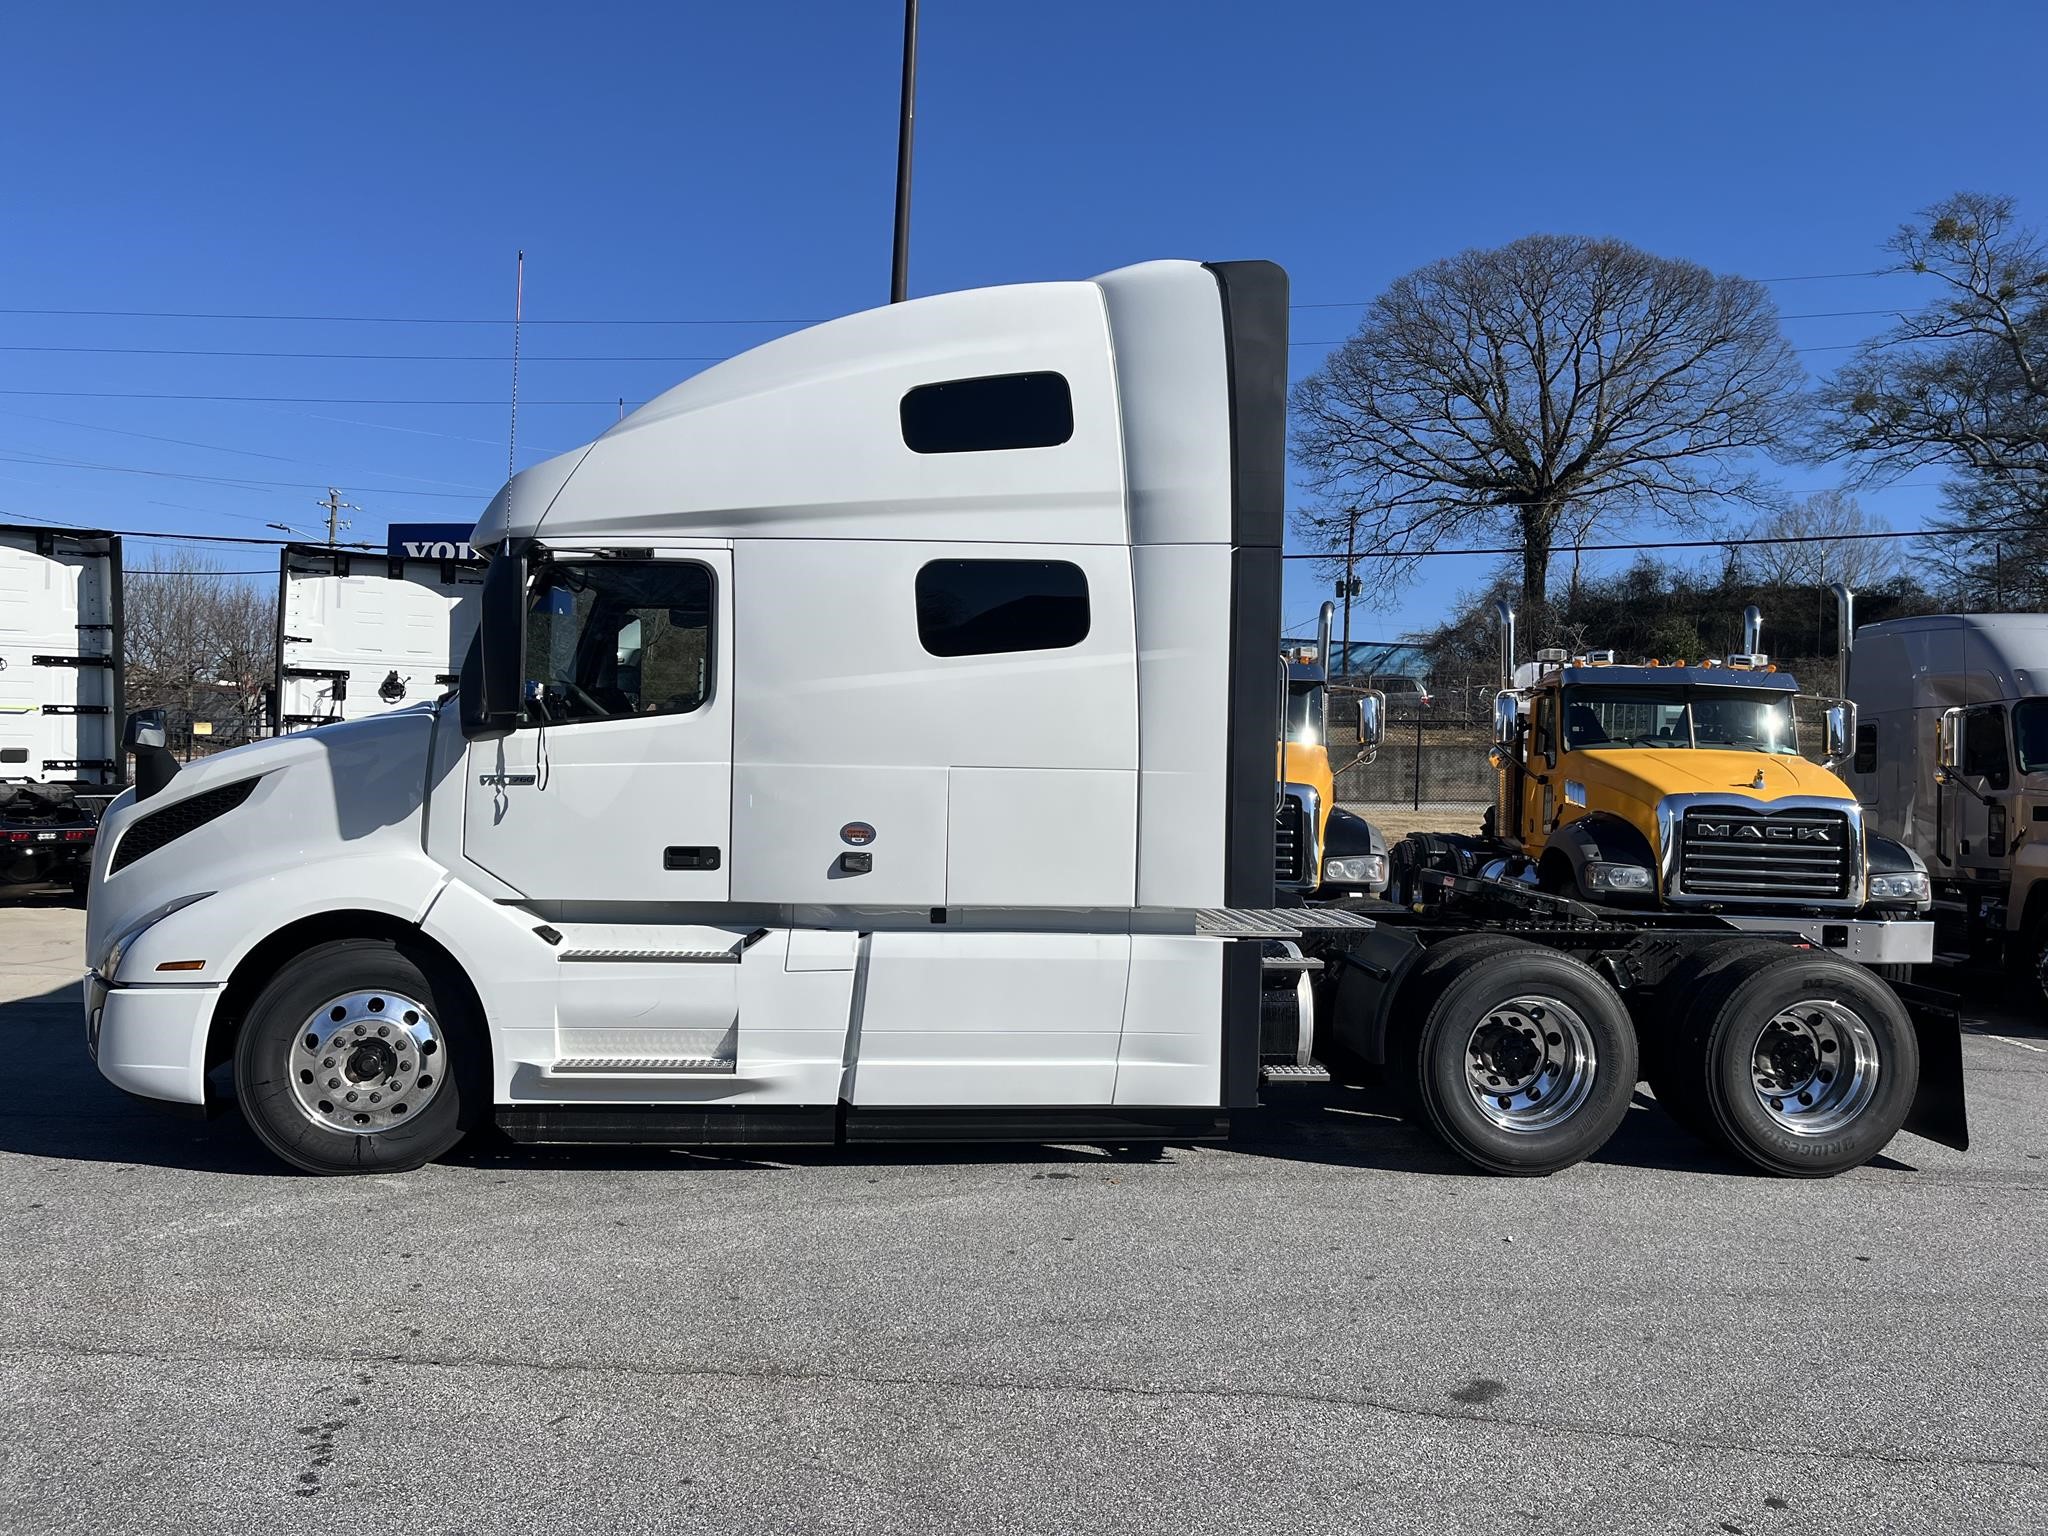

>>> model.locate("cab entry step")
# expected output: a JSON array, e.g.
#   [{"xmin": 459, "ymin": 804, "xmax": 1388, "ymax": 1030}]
[{"xmin": 548, "ymin": 1057, "xmax": 737, "ymax": 1076}]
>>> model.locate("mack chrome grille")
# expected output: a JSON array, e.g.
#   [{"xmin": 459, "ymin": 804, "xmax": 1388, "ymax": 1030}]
[
  {"xmin": 1677, "ymin": 807, "xmax": 1852, "ymax": 901},
  {"xmin": 1275, "ymin": 795, "xmax": 1308, "ymax": 886},
  {"xmin": 109, "ymin": 777, "xmax": 261, "ymax": 874}
]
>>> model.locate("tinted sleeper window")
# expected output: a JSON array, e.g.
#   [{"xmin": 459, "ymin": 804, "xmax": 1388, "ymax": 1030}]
[
  {"xmin": 901, "ymin": 372, "xmax": 1073, "ymax": 454},
  {"xmin": 915, "ymin": 560, "xmax": 1090, "ymax": 657}
]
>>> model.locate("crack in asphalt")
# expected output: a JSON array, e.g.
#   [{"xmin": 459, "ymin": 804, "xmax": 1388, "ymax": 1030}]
[{"xmin": 1, "ymin": 1337, "xmax": 2039, "ymax": 1475}]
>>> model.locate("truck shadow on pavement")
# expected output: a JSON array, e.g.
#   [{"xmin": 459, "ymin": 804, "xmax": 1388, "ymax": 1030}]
[{"xmin": 0, "ymin": 978, "xmax": 1920, "ymax": 1179}]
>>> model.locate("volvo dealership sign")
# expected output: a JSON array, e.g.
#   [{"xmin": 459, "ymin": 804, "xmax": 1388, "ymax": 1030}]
[{"xmin": 386, "ymin": 522, "xmax": 477, "ymax": 561}]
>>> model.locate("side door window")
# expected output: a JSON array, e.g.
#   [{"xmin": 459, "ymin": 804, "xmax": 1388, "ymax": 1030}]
[
  {"xmin": 1962, "ymin": 705, "xmax": 2011, "ymax": 791},
  {"xmin": 523, "ymin": 560, "xmax": 713, "ymax": 724}
]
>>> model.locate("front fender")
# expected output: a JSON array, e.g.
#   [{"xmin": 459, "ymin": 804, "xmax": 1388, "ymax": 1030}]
[
  {"xmin": 110, "ymin": 853, "xmax": 451, "ymax": 984},
  {"xmin": 1545, "ymin": 812, "xmax": 1657, "ymax": 901}
]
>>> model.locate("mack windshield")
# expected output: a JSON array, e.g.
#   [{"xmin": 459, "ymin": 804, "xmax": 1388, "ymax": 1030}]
[{"xmin": 1562, "ymin": 686, "xmax": 1798, "ymax": 755}]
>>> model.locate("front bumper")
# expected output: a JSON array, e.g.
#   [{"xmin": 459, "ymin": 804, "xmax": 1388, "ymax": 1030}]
[
  {"xmin": 1717, "ymin": 915, "xmax": 1934, "ymax": 966},
  {"xmin": 84, "ymin": 972, "xmax": 220, "ymax": 1106}
]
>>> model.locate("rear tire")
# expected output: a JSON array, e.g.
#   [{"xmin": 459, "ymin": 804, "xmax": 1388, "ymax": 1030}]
[
  {"xmin": 1397, "ymin": 941, "xmax": 1637, "ymax": 1175},
  {"xmin": 1643, "ymin": 939, "xmax": 1799, "ymax": 1139},
  {"xmin": 234, "ymin": 938, "xmax": 484, "ymax": 1175},
  {"xmin": 1664, "ymin": 949, "xmax": 1918, "ymax": 1177}
]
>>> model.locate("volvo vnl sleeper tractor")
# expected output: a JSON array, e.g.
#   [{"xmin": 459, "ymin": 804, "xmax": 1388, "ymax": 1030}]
[{"xmin": 82, "ymin": 260, "xmax": 1963, "ymax": 1179}]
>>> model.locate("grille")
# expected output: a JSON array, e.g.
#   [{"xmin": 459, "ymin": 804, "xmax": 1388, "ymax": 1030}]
[
  {"xmin": 1275, "ymin": 795, "xmax": 1308, "ymax": 885},
  {"xmin": 110, "ymin": 778, "xmax": 261, "ymax": 873},
  {"xmin": 1677, "ymin": 807, "xmax": 1853, "ymax": 902}
]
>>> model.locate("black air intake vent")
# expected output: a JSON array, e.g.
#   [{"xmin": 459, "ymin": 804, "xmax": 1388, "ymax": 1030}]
[{"xmin": 110, "ymin": 778, "xmax": 261, "ymax": 873}]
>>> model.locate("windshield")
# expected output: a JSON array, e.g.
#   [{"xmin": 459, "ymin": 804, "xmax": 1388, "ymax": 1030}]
[
  {"xmin": 2015, "ymin": 699, "xmax": 2048, "ymax": 775},
  {"xmin": 1286, "ymin": 682, "xmax": 1325, "ymax": 745},
  {"xmin": 1561, "ymin": 685, "xmax": 1799, "ymax": 755}
]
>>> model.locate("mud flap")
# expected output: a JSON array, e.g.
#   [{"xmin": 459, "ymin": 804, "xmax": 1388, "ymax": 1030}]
[{"xmin": 1895, "ymin": 981, "xmax": 1969, "ymax": 1152}]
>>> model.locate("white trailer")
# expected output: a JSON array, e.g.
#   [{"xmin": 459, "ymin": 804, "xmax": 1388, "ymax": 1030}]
[
  {"xmin": 1843, "ymin": 608, "xmax": 2048, "ymax": 998},
  {"xmin": 274, "ymin": 544, "xmax": 481, "ymax": 732},
  {"xmin": 81, "ymin": 262, "xmax": 1966, "ymax": 1178},
  {"xmin": 0, "ymin": 523, "xmax": 122, "ymax": 892}
]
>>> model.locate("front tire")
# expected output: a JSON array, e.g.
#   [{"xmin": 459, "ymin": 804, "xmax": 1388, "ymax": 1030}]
[
  {"xmin": 234, "ymin": 938, "xmax": 483, "ymax": 1174},
  {"xmin": 1399, "ymin": 941, "xmax": 1638, "ymax": 1175}
]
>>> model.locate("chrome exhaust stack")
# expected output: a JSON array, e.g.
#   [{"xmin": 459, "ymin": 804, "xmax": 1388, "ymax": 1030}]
[
  {"xmin": 1742, "ymin": 605, "xmax": 1763, "ymax": 656},
  {"xmin": 1494, "ymin": 598, "xmax": 1516, "ymax": 688},
  {"xmin": 1317, "ymin": 601, "xmax": 1335, "ymax": 685},
  {"xmin": 1831, "ymin": 583, "xmax": 1855, "ymax": 699}
]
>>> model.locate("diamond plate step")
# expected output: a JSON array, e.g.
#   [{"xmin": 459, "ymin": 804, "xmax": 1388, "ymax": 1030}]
[
  {"xmin": 1196, "ymin": 907, "xmax": 1378, "ymax": 939},
  {"xmin": 1260, "ymin": 1062, "xmax": 1331, "ymax": 1083},
  {"xmin": 547, "ymin": 1057, "xmax": 737, "ymax": 1075}
]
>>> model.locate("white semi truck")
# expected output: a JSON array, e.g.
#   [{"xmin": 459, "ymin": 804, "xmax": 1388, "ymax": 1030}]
[
  {"xmin": 81, "ymin": 260, "xmax": 1965, "ymax": 1178},
  {"xmin": 0, "ymin": 522, "xmax": 123, "ymax": 894},
  {"xmin": 1842, "ymin": 606, "xmax": 2048, "ymax": 1001},
  {"xmin": 273, "ymin": 543, "xmax": 482, "ymax": 732}
]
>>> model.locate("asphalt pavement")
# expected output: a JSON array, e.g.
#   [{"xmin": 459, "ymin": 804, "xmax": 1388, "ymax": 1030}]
[{"xmin": 2, "ymin": 901, "xmax": 2044, "ymax": 1534}]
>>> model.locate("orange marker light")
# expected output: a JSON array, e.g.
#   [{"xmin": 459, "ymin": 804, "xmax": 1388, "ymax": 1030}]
[{"xmin": 155, "ymin": 960, "xmax": 206, "ymax": 973}]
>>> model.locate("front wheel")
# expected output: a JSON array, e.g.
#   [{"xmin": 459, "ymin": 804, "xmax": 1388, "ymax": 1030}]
[
  {"xmin": 1399, "ymin": 942, "xmax": 1638, "ymax": 1175},
  {"xmin": 233, "ymin": 938, "xmax": 483, "ymax": 1174}
]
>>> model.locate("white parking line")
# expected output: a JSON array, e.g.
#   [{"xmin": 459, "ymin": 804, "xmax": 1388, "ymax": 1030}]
[{"xmin": 1984, "ymin": 1034, "xmax": 2048, "ymax": 1054}]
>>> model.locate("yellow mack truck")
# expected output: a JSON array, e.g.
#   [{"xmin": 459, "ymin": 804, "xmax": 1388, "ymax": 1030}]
[
  {"xmin": 1278, "ymin": 602, "xmax": 1388, "ymax": 899},
  {"xmin": 1354, "ymin": 600, "xmax": 1953, "ymax": 1176}
]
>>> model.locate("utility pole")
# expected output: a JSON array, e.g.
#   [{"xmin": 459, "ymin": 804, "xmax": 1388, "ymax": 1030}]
[
  {"xmin": 1336, "ymin": 509, "xmax": 1361, "ymax": 679},
  {"xmin": 317, "ymin": 487, "xmax": 357, "ymax": 547},
  {"xmin": 889, "ymin": 0, "xmax": 919, "ymax": 303}
]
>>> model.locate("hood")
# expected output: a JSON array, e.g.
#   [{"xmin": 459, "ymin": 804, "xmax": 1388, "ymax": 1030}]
[
  {"xmin": 87, "ymin": 706, "xmax": 441, "ymax": 965},
  {"xmin": 1570, "ymin": 748, "xmax": 1855, "ymax": 807}
]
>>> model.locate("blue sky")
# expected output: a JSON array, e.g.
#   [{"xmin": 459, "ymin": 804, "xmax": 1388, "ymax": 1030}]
[{"xmin": 2, "ymin": 1, "xmax": 2044, "ymax": 637}]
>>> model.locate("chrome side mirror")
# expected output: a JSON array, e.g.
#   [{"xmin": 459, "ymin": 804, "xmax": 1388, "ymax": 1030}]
[
  {"xmin": 1493, "ymin": 692, "xmax": 1520, "ymax": 747},
  {"xmin": 1824, "ymin": 701, "xmax": 1855, "ymax": 765},
  {"xmin": 1935, "ymin": 706, "xmax": 1963, "ymax": 784},
  {"xmin": 1357, "ymin": 693, "xmax": 1383, "ymax": 764}
]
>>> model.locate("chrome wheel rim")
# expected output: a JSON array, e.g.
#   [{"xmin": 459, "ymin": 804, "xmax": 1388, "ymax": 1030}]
[
  {"xmin": 1463, "ymin": 994, "xmax": 1597, "ymax": 1133},
  {"xmin": 1750, "ymin": 999, "xmax": 1879, "ymax": 1136},
  {"xmin": 286, "ymin": 989, "xmax": 446, "ymax": 1136}
]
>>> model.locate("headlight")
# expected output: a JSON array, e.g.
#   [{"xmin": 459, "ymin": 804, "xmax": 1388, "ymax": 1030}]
[
  {"xmin": 1323, "ymin": 853, "xmax": 1388, "ymax": 887},
  {"xmin": 1867, "ymin": 870, "xmax": 1931, "ymax": 906},
  {"xmin": 98, "ymin": 892, "xmax": 213, "ymax": 980},
  {"xmin": 1585, "ymin": 861, "xmax": 1655, "ymax": 893}
]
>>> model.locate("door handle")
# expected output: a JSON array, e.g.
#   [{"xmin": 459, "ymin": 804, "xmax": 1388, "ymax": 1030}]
[{"xmin": 664, "ymin": 846, "xmax": 721, "ymax": 871}]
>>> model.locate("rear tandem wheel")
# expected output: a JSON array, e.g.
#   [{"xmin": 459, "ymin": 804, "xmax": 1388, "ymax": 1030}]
[
  {"xmin": 1391, "ymin": 937, "xmax": 1639, "ymax": 1176},
  {"xmin": 1654, "ymin": 947, "xmax": 1919, "ymax": 1178}
]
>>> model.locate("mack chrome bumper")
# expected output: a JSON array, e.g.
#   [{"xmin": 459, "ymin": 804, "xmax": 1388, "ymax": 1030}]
[
  {"xmin": 85, "ymin": 971, "xmax": 219, "ymax": 1106},
  {"xmin": 1716, "ymin": 916, "xmax": 1934, "ymax": 966}
]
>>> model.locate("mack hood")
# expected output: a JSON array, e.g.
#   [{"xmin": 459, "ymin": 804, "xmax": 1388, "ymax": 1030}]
[
  {"xmin": 1571, "ymin": 749, "xmax": 1856, "ymax": 809},
  {"xmin": 87, "ymin": 707, "xmax": 440, "ymax": 965}
]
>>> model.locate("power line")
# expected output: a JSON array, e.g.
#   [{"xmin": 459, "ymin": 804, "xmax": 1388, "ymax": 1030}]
[
  {"xmin": 0, "ymin": 344, "xmax": 731, "ymax": 362},
  {"xmin": 0, "ymin": 450, "xmax": 484, "ymax": 498},
  {"xmin": 1282, "ymin": 519, "xmax": 2019, "ymax": 562},
  {"xmin": 0, "ymin": 307, "xmax": 806, "ymax": 326},
  {"xmin": 0, "ymin": 390, "xmax": 626, "ymax": 406},
  {"xmin": 0, "ymin": 272, "xmax": 1900, "ymax": 326}
]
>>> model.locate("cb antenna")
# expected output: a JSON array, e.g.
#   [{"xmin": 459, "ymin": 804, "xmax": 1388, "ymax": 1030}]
[{"xmin": 507, "ymin": 249, "xmax": 525, "ymax": 481}]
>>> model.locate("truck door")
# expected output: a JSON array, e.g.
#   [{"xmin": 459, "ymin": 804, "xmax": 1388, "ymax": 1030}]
[
  {"xmin": 1956, "ymin": 704, "xmax": 2011, "ymax": 872},
  {"xmin": 462, "ymin": 551, "xmax": 732, "ymax": 903}
]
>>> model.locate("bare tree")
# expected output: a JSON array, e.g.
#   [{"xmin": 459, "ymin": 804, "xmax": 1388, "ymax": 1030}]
[
  {"xmin": 1291, "ymin": 234, "xmax": 1805, "ymax": 613},
  {"xmin": 1814, "ymin": 193, "xmax": 2048, "ymax": 603},
  {"xmin": 1740, "ymin": 489, "xmax": 1901, "ymax": 590},
  {"xmin": 124, "ymin": 551, "xmax": 276, "ymax": 748},
  {"xmin": 1816, "ymin": 193, "xmax": 2048, "ymax": 489}
]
